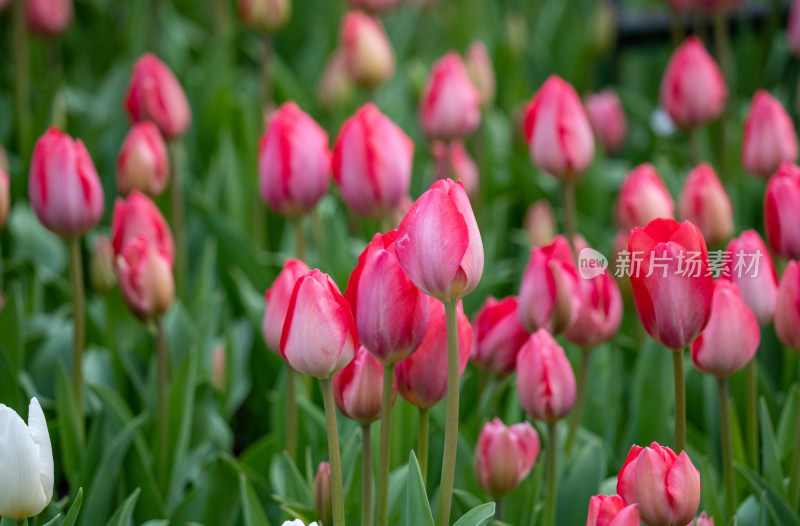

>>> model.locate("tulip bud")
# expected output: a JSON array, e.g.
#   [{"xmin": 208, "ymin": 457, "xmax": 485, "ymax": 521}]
[
  {"xmin": 0, "ymin": 166, "xmax": 9, "ymax": 232},
  {"xmin": 432, "ymin": 141, "xmax": 479, "ymax": 199},
  {"xmin": 333, "ymin": 346, "xmax": 394, "ymax": 424},
  {"xmin": 125, "ymin": 53, "xmax": 192, "ymax": 141},
  {"xmin": 586, "ymin": 494, "xmax": 639, "ymax": 526},
  {"xmin": 465, "ymin": 41, "xmax": 495, "ymax": 107},
  {"xmin": 678, "ymin": 164, "xmax": 733, "ymax": 246},
  {"xmin": 518, "ymin": 236, "xmax": 581, "ymax": 335},
  {"xmin": 280, "ymin": 269, "xmax": 358, "ymax": 378},
  {"xmin": 474, "ymin": 418, "xmax": 540, "ymax": 498},
  {"xmin": 238, "ymin": 0, "xmax": 291, "ymax": 33},
  {"xmin": 117, "ymin": 122, "xmax": 170, "ymax": 197},
  {"xmin": 789, "ymin": 0, "xmax": 800, "ymax": 56},
  {"xmin": 525, "ymin": 199, "xmax": 557, "ymax": 247},
  {"xmin": 516, "ymin": 329, "xmax": 576, "ymax": 423},
  {"xmin": 775, "ymin": 261, "xmax": 800, "ymax": 351},
  {"xmin": 616, "ymin": 163, "xmax": 675, "ymax": 232},
  {"xmin": 471, "ymin": 296, "xmax": 529, "ymax": 376},
  {"xmin": 312, "ymin": 462, "xmax": 332, "ymax": 526},
  {"xmin": 396, "ymin": 179, "xmax": 484, "ymax": 303},
  {"xmin": 722, "ymin": 230, "xmax": 778, "ymax": 326},
  {"xmin": 0, "ymin": 0, "xmax": 10, "ymax": 14},
  {"xmin": 419, "ymin": 53, "xmax": 482, "ymax": 140},
  {"xmin": 741, "ymin": 91, "xmax": 798, "ymax": 178},
  {"xmin": 111, "ymin": 191, "xmax": 175, "ymax": 266},
  {"xmin": 346, "ymin": 0, "xmax": 405, "ymax": 14},
  {"xmin": 333, "ymin": 104, "xmax": 414, "ymax": 218},
  {"xmin": 764, "ymin": 162, "xmax": 800, "ymax": 260},
  {"xmin": 211, "ymin": 345, "xmax": 226, "ymax": 392},
  {"xmin": 317, "ymin": 50, "xmax": 355, "ymax": 111},
  {"xmin": 688, "ymin": 512, "xmax": 715, "ymax": 525},
  {"xmin": 617, "ymin": 442, "xmax": 701, "ymax": 526},
  {"xmin": 26, "ymin": 0, "xmax": 73, "ymax": 37},
  {"xmin": 585, "ymin": 89, "xmax": 627, "ymax": 154},
  {"xmin": 341, "ymin": 11, "xmax": 395, "ymax": 90},
  {"xmin": 0, "ymin": 398, "xmax": 54, "ymax": 520},
  {"xmin": 523, "ymin": 75, "xmax": 594, "ymax": 180},
  {"xmin": 263, "ymin": 259, "xmax": 310, "ymax": 353},
  {"xmin": 258, "ymin": 102, "xmax": 331, "ymax": 217},
  {"xmin": 116, "ymin": 236, "xmax": 175, "ymax": 321},
  {"xmin": 28, "ymin": 127, "xmax": 105, "ymax": 239},
  {"xmin": 90, "ymin": 236, "xmax": 116, "ymax": 293},
  {"xmin": 660, "ymin": 36, "xmax": 727, "ymax": 129}
]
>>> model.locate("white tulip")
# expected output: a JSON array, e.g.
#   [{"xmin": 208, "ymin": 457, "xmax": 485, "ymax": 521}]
[
  {"xmin": 0, "ymin": 398, "xmax": 54, "ymax": 520},
  {"xmin": 280, "ymin": 521, "xmax": 319, "ymax": 526}
]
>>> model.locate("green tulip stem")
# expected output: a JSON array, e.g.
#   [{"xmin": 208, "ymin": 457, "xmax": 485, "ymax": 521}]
[
  {"xmin": 320, "ymin": 377, "xmax": 345, "ymax": 526},
  {"xmin": 790, "ymin": 363, "xmax": 800, "ymax": 508},
  {"xmin": 68, "ymin": 238, "xmax": 85, "ymax": 439},
  {"xmin": 293, "ymin": 217, "xmax": 306, "ymax": 262},
  {"xmin": 562, "ymin": 180, "xmax": 577, "ymax": 256},
  {"xmin": 435, "ymin": 300, "xmax": 460, "ymax": 526},
  {"xmin": 418, "ymin": 407, "xmax": 430, "ymax": 485},
  {"xmin": 689, "ymin": 128, "xmax": 701, "ymax": 166},
  {"xmin": 745, "ymin": 358, "xmax": 759, "ymax": 470},
  {"xmin": 286, "ymin": 367, "xmax": 298, "ymax": 460},
  {"xmin": 361, "ymin": 424, "xmax": 373, "ymax": 526},
  {"xmin": 718, "ymin": 377, "xmax": 736, "ymax": 520},
  {"xmin": 376, "ymin": 363, "xmax": 394, "ymax": 526},
  {"xmin": 156, "ymin": 317, "xmax": 170, "ymax": 491},
  {"xmin": 565, "ymin": 348, "xmax": 591, "ymax": 454},
  {"xmin": 168, "ymin": 142, "xmax": 187, "ymax": 300},
  {"xmin": 544, "ymin": 422, "xmax": 558, "ymax": 526},
  {"xmin": 673, "ymin": 349, "xmax": 686, "ymax": 452},
  {"xmin": 13, "ymin": 0, "xmax": 31, "ymax": 162}
]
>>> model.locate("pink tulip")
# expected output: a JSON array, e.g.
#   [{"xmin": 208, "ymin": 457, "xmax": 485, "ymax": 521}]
[
  {"xmin": 258, "ymin": 102, "xmax": 331, "ymax": 217},
  {"xmin": 516, "ymin": 329, "xmax": 576, "ymax": 422},
  {"xmin": 280, "ymin": 269, "xmax": 358, "ymax": 378},
  {"xmin": 345, "ymin": 230, "xmax": 429, "ymax": 364},
  {"xmin": 419, "ymin": 53, "xmax": 482, "ymax": 140},
  {"xmin": 317, "ymin": 50, "xmax": 355, "ymax": 111},
  {"xmin": 332, "ymin": 346, "xmax": 395, "ymax": 424},
  {"xmin": 238, "ymin": 0, "xmax": 291, "ymax": 33},
  {"xmin": 789, "ymin": 0, "xmax": 800, "ymax": 56},
  {"xmin": 764, "ymin": 162, "xmax": 800, "ymax": 260},
  {"xmin": 395, "ymin": 298, "xmax": 471, "ymax": 408},
  {"xmin": 518, "ymin": 236, "xmax": 581, "ymax": 335},
  {"xmin": 117, "ymin": 122, "xmax": 170, "ymax": 197},
  {"xmin": 659, "ymin": 36, "xmax": 727, "ymax": 129},
  {"xmin": 585, "ymin": 89, "xmax": 628, "ymax": 154},
  {"xmin": 125, "ymin": 54, "xmax": 191, "ymax": 141},
  {"xmin": 617, "ymin": 442, "xmax": 701, "ymax": 526},
  {"xmin": 26, "ymin": 0, "xmax": 72, "ymax": 36},
  {"xmin": 687, "ymin": 512, "xmax": 715, "ymax": 525},
  {"xmin": 111, "ymin": 191, "xmax": 175, "ymax": 266},
  {"xmin": 628, "ymin": 218, "xmax": 714, "ymax": 350},
  {"xmin": 28, "ymin": 127, "xmax": 104, "ymax": 238},
  {"xmin": 523, "ymin": 75, "xmax": 594, "ymax": 180},
  {"xmin": 341, "ymin": 11, "xmax": 395, "ymax": 90},
  {"xmin": 313, "ymin": 462, "xmax": 333, "ymax": 526},
  {"xmin": 263, "ymin": 259, "xmax": 310, "ymax": 353},
  {"xmin": 722, "ymin": 230, "xmax": 778, "ymax": 326},
  {"xmin": 465, "ymin": 41, "xmax": 496, "ymax": 107},
  {"xmin": 691, "ymin": 280, "xmax": 760, "ymax": 377},
  {"xmin": 616, "ymin": 163, "xmax": 675, "ymax": 232},
  {"xmin": 0, "ymin": 167, "xmax": 8, "ymax": 232},
  {"xmin": 432, "ymin": 141, "xmax": 479, "ymax": 199},
  {"xmin": 116, "ymin": 236, "xmax": 175, "ymax": 321},
  {"xmin": 525, "ymin": 199, "xmax": 557, "ymax": 247},
  {"xmin": 474, "ymin": 418, "xmax": 540, "ymax": 498},
  {"xmin": 333, "ymin": 104, "xmax": 414, "ymax": 218},
  {"xmin": 346, "ymin": 0, "xmax": 405, "ymax": 13},
  {"xmin": 586, "ymin": 495, "xmax": 639, "ymax": 526},
  {"xmin": 678, "ymin": 164, "xmax": 733, "ymax": 246},
  {"xmin": 775, "ymin": 261, "xmax": 800, "ymax": 350},
  {"xmin": 741, "ymin": 91, "xmax": 798, "ymax": 178},
  {"xmin": 0, "ymin": 0, "xmax": 10, "ymax": 13},
  {"xmin": 395, "ymin": 179, "xmax": 484, "ymax": 302},
  {"xmin": 470, "ymin": 296, "xmax": 529, "ymax": 375}
]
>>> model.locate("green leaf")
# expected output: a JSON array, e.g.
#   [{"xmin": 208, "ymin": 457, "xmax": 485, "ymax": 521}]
[
  {"xmin": 166, "ymin": 347, "xmax": 199, "ymax": 508},
  {"xmin": 61, "ymin": 487, "xmax": 84, "ymax": 526},
  {"xmin": 736, "ymin": 464, "xmax": 800, "ymax": 526},
  {"xmin": 55, "ymin": 363, "xmax": 84, "ymax": 488},
  {"xmin": 405, "ymin": 451, "xmax": 434, "ymax": 526},
  {"xmin": 240, "ymin": 472, "xmax": 271, "ymax": 526},
  {"xmin": 40, "ymin": 515, "xmax": 62, "ymax": 526},
  {"xmin": 106, "ymin": 488, "xmax": 141, "ymax": 526},
  {"xmin": 758, "ymin": 398, "xmax": 783, "ymax": 489},
  {"xmin": 453, "ymin": 502, "xmax": 496, "ymax": 526},
  {"xmin": 8, "ymin": 204, "xmax": 66, "ymax": 282}
]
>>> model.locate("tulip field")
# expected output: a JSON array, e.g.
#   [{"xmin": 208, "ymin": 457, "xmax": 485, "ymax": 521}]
[{"xmin": 6, "ymin": 0, "xmax": 800, "ymax": 525}]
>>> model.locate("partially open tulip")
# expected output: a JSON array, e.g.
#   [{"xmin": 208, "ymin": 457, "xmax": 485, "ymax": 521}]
[
  {"xmin": 116, "ymin": 236, "xmax": 175, "ymax": 321},
  {"xmin": 346, "ymin": 0, "xmax": 405, "ymax": 13},
  {"xmin": 471, "ymin": 296, "xmax": 529, "ymax": 375},
  {"xmin": 0, "ymin": 167, "xmax": 8, "ymax": 231},
  {"xmin": 523, "ymin": 75, "xmax": 594, "ymax": 180},
  {"xmin": 419, "ymin": 53, "xmax": 482, "ymax": 140},
  {"xmin": 238, "ymin": 0, "xmax": 291, "ymax": 33},
  {"xmin": 585, "ymin": 90, "xmax": 627, "ymax": 154},
  {"xmin": 775, "ymin": 261, "xmax": 800, "ymax": 350},
  {"xmin": 518, "ymin": 236, "xmax": 581, "ymax": 335},
  {"xmin": 616, "ymin": 163, "xmax": 675, "ymax": 232},
  {"xmin": 678, "ymin": 164, "xmax": 733, "ymax": 246},
  {"xmin": 29, "ymin": 127, "xmax": 105, "ymax": 238},
  {"xmin": 628, "ymin": 219, "xmax": 714, "ymax": 350},
  {"xmin": 688, "ymin": 512, "xmax": 715, "ymax": 525},
  {"xmin": 474, "ymin": 418, "xmax": 540, "ymax": 498},
  {"xmin": 741, "ymin": 91, "xmax": 798, "ymax": 178},
  {"xmin": 90, "ymin": 236, "xmax": 116, "ymax": 293},
  {"xmin": 395, "ymin": 298, "xmax": 471, "ymax": 408},
  {"xmin": 318, "ymin": 50, "xmax": 355, "ymax": 111},
  {"xmin": 26, "ymin": 0, "xmax": 72, "ymax": 36},
  {"xmin": 280, "ymin": 270, "xmax": 358, "ymax": 378},
  {"xmin": 617, "ymin": 442, "xmax": 701, "ymax": 526},
  {"xmin": 345, "ymin": 230, "xmax": 429, "ymax": 364},
  {"xmin": 723, "ymin": 230, "xmax": 778, "ymax": 326},
  {"xmin": 396, "ymin": 179, "xmax": 484, "ymax": 303},
  {"xmin": 765, "ymin": 162, "xmax": 800, "ymax": 260},
  {"xmin": 333, "ymin": 104, "xmax": 414, "ymax": 218},
  {"xmin": 333, "ymin": 346, "xmax": 394, "ymax": 424},
  {"xmin": 117, "ymin": 122, "xmax": 170, "ymax": 197},
  {"xmin": 516, "ymin": 329, "xmax": 576, "ymax": 422},
  {"xmin": 111, "ymin": 191, "xmax": 175, "ymax": 266},
  {"xmin": 432, "ymin": 141, "xmax": 479, "ymax": 198},
  {"xmin": 258, "ymin": 102, "xmax": 331, "ymax": 217},
  {"xmin": 525, "ymin": 199, "xmax": 557, "ymax": 247},
  {"xmin": 659, "ymin": 36, "xmax": 727, "ymax": 129},
  {"xmin": 313, "ymin": 462, "xmax": 332, "ymax": 526},
  {"xmin": 0, "ymin": 398, "xmax": 54, "ymax": 520},
  {"xmin": 465, "ymin": 41, "xmax": 495, "ymax": 107},
  {"xmin": 341, "ymin": 11, "xmax": 395, "ymax": 90},
  {"xmin": 691, "ymin": 280, "xmax": 760, "ymax": 377},
  {"xmin": 586, "ymin": 495, "xmax": 639, "ymax": 526},
  {"xmin": 125, "ymin": 53, "xmax": 191, "ymax": 140},
  {"xmin": 263, "ymin": 259, "xmax": 310, "ymax": 353}
]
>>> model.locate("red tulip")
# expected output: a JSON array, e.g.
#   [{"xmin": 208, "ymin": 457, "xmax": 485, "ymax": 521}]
[
  {"xmin": 116, "ymin": 236, "xmax": 175, "ymax": 321},
  {"xmin": 394, "ymin": 298, "xmax": 471, "ymax": 408},
  {"xmin": 691, "ymin": 280, "xmax": 760, "ymax": 377},
  {"xmin": 125, "ymin": 53, "xmax": 191, "ymax": 141},
  {"xmin": 117, "ymin": 122, "xmax": 170, "ymax": 197},
  {"xmin": 111, "ymin": 191, "xmax": 175, "ymax": 266},
  {"xmin": 516, "ymin": 329, "xmax": 576, "ymax": 423},
  {"xmin": 474, "ymin": 418, "xmax": 540, "ymax": 498},
  {"xmin": 263, "ymin": 259, "xmax": 310, "ymax": 353},
  {"xmin": 238, "ymin": 0, "xmax": 291, "ymax": 33},
  {"xmin": 280, "ymin": 269, "xmax": 358, "ymax": 378},
  {"xmin": 628, "ymin": 219, "xmax": 714, "ymax": 350},
  {"xmin": 722, "ymin": 230, "xmax": 778, "ymax": 326},
  {"xmin": 586, "ymin": 495, "xmax": 639, "ymax": 526},
  {"xmin": 419, "ymin": 53, "xmax": 482, "ymax": 140},
  {"xmin": 346, "ymin": 0, "xmax": 405, "ymax": 13},
  {"xmin": 616, "ymin": 164, "xmax": 675, "ymax": 232},
  {"xmin": 28, "ymin": 127, "xmax": 104, "ymax": 238},
  {"xmin": 525, "ymin": 199, "xmax": 557, "ymax": 247},
  {"xmin": 332, "ymin": 346, "xmax": 395, "ymax": 424},
  {"xmin": 313, "ymin": 462, "xmax": 333, "ymax": 526},
  {"xmin": 764, "ymin": 162, "xmax": 800, "ymax": 260},
  {"xmin": 0, "ymin": 166, "xmax": 9, "ymax": 232},
  {"xmin": 678, "ymin": 164, "xmax": 733, "ymax": 246},
  {"xmin": 616, "ymin": 442, "xmax": 701, "ymax": 526},
  {"xmin": 395, "ymin": 179, "xmax": 484, "ymax": 302},
  {"xmin": 465, "ymin": 41, "xmax": 495, "ymax": 107},
  {"xmin": 790, "ymin": 0, "xmax": 800, "ymax": 56},
  {"xmin": 585, "ymin": 89, "xmax": 627, "ymax": 154},
  {"xmin": 258, "ymin": 102, "xmax": 331, "ymax": 217},
  {"xmin": 432, "ymin": 141, "xmax": 479, "ymax": 199},
  {"xmin": 333, "ymin": 104, "xmax": 414, "ymax": 218},
  {"xmin": 523, "ymin": 75, "xmax": 594, "ymax": 180},
  {"xmin": 775, "ymin": 261, "xmax": 800, "ymax": 351},
  {"xmin": 26, "ymin": 0, "xmax": 72, "ymax": 36},
  {"xmin": 470, "ymin": 296, "xmax": 529, "ymax": 375},
  {"xmin": 741, "ymin": 91, "xmax": 798, "ymax": 178},
  {"xmin": 341, "ymin": 11, "xmax": 395, "ymax": 90},
  {"xmin": 660, "ymin": 36, "xmax": 727, "ymax": 129}
]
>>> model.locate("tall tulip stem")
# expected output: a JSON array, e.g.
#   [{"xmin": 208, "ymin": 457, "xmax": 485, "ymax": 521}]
[
  {"xmin": 672, "ymin": 349, "xmax": 687, "ymax": 452},
  {"xmin": 13, "ymin": 0, "xmax": 31, "ymax": 162},
  {"xmin": 286, "ymin": 367, "xmax": 298, "ymax": 460},
  {"xmin": 689, "ymin": 128, "xmax": 701, "ymax": 166},
  {"xmin": 156, "ymin": 318, "xmax": 170, "ymax": 490},
  {"xmin": 293, "ymin": 218, "xmax": 306, "ymax": 262},
  {"xmin": 718, "ymin": 377, "xmax": 736, "ymax": 519},
  {"xmin": 435, "ymin": 300, "xmax": 460, "ymax": 526},
  {"xmin": 320, "ymin": 377, "xmax": 346, "ymax": 526},
  {"xmin": 68, "ymin": 238, "xmax": 85, "ymax": 437},
  {"xmin": 361, "ymin": 424, "xmax": 373, "ymax": 526},
  {"xmin": 544, "ymin": 422, "xmax": 558, "ymax": 526},
  {"xmin": 418, "ymin": 407, "xmax": 430, "ymax": 485},
  {"xmin": 376, "ymin": 363, "xmax": 394, "ymax": 526},
  {"xmin": 168, "ymin": 142, "xmax": 187, "ymax": 300},
  {"xmin": 745, "ymin": 359, "xmax": 759, "ymax": 470},
  {"xmin": 562, "ymin": 180, "xmax": 577, "ymax": 256},
  {"xmin": 790, "ymin": 361, "xmax": 800, "ymax": 508},
  {"xmin": 565, "ymin": 348, "xmax": 591, "ymax": 454}
]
